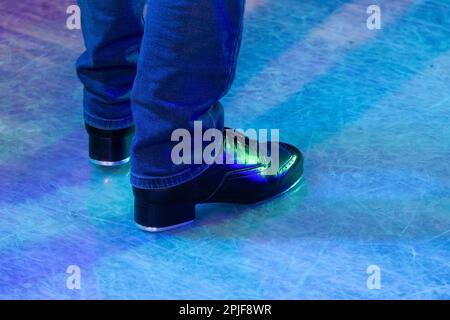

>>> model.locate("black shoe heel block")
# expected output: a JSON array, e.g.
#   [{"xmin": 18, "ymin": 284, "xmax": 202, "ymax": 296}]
[
  {"xmin": 89, "ymin": 134, "xmax": 128, "ymax": 163},
  {"xmin": 86, "ymin": 124, "xmax": 134, "ymax": 165},
  {"xmin": 134, "ymin": 200, "xmax": 196, "ymax": 232}
]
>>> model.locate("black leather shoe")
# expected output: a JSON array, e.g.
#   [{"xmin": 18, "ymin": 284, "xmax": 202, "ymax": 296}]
[
  {"xmin": 133, "ymin": 130, "xmax": 304, "ymax": 232},
  {"xmin": 85, "ymin": 124, "xmax": 134, "ymax": 166}
]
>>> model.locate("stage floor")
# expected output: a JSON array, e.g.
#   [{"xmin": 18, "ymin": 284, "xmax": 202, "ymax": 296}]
[{"xmin": 1, "ymin": 0, "xmax": 449, "ymax": 299}]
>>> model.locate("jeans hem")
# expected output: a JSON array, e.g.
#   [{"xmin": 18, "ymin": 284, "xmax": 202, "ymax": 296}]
[
  {"xmin": 131, "ymin": 164, "xmax": 210, "ymax": 189},
  {"xmin": 84, "ymin": 112, "xmax": 134, "ymax": 130}
]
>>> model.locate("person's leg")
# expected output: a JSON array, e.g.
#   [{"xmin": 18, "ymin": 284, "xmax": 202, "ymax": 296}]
[
  {"xmin": 130, "ymin": 0, "xmax": 245, "ymax": 189},
  {"xmin": 130, "ymin": 0, "xmax": 304, "ymax": 232},
  {"xmin": 76, "ymin": 0, "xmax": 146, "ymax": 130}
]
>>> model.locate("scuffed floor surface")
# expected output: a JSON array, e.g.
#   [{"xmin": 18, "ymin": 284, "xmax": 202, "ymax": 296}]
[{"xmin": 0, "ymin": 0, "xmax": 449, "ymax": 299}]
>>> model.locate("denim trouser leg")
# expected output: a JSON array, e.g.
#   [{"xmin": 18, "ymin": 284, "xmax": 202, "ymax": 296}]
[
  {"xmin": 76, "ymin": 0, "xmax": 146, "ymax": 129},
  {"xmin": 130, "ymin": 0, "xmax": 245, "ymax": 189}
]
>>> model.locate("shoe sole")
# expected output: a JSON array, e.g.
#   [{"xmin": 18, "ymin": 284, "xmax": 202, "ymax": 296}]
[
  {"xmin": 253, "ymin": 174, "xmax": 305, "ymax": 205},
  {"xmin": 90, "ymin": 157, "xmax": 130, "ymax": 167},
  {"xmin": 135, "ymin": 219, "xmax": 195, "ymax": 233},
  {"xmin": 136, "ymin": 174, "xmax": 305, "ymax": 233}
]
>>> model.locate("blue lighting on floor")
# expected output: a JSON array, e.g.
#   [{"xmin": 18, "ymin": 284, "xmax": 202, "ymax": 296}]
[{"xmin": 0, "ymin": 0, "xmax": 449, "ymax": 299}]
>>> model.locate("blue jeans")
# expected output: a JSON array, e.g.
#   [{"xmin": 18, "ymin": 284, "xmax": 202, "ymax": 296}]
[{"xmin": 76, "ymin": 0, "xmax": 245, "ymax": 189}]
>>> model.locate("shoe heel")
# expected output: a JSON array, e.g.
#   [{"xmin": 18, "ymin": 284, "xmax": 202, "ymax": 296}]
[
  {"xmin": 86, "ymin": 125, "xmax": 134, "ymax": 166},
  {"xmin": 89, "ymin": 135, "xmax": 130, "ymax": 166},
  {"xmin": 134, "ymin": 201, "xmax": 196, "ymax": 232}
]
